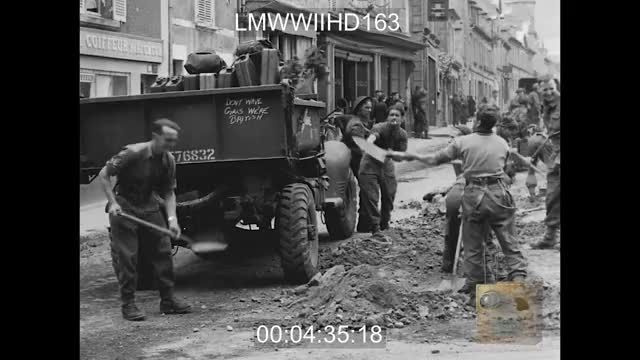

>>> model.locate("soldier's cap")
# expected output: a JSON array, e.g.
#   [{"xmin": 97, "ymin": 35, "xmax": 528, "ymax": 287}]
[
  {"xmin": 516, "ymin": 88, "xmax": 524, "ymax": 93},
  {"xmin": 351, "ymin": 96, "xmax": 373, "ymax": 115}
]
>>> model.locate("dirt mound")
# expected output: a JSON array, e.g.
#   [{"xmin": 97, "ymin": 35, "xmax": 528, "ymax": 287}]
[
  {"xmin": 319, "ymin": 212, "xmax": 446, "ymax": 272},
  {"xmin": 282, "ymin": 264, "xmax": 475, "ymax": 329},
  {"xmin": 283, "ymin": 210, "xmax": 481, "ymax": 329},
  {"xmin": 299, "ymin": 205, "xmax": 558, "ymax": 331}
]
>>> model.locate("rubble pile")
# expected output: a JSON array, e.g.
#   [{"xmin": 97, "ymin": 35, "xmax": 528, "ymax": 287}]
[
  {"xmin": 282, "ymin": 192, "xmax": 558, "ymax": 331},
  {"xmin": 282, "ymin": 264, "xmax": 475, "ymax": 329},
  {"xmin": 280, "ymin": 210, "xmax": 480, "ymax": 329},
  {"xmin": 319, "ymin": 212, "xmax": 446, "ymax": 272}
]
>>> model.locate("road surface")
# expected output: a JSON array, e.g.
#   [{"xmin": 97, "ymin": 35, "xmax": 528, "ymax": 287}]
[{"xmin": 80, "ymin": 135, "xmax": 559, "ymax": 360}]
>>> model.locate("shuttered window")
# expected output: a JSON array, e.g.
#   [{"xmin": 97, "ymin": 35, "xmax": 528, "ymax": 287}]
[
  {"xmin": 113, "ymin": 0, "xmax": 127, "ymax": 23},
  {"xmin": 196, "ymin": 0, "xmax": 215, "ymax": 28}
]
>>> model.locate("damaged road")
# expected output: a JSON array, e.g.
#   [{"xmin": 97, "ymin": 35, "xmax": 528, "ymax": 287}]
[{"xmin": 80, "ymin": 137, "xmax": 560, "ymax": 360}]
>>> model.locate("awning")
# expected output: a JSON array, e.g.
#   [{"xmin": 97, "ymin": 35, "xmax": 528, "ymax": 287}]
[
  {"xmin": 334, "ymin": 49, "xmax": 373, "ymax": 62},
  {"xmin": 325, "ymin": 32, "xmax": 422, "ymax": 61}
]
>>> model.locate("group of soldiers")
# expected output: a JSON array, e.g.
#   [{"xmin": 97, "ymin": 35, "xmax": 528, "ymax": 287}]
[
  {"xmin": 496, "ymin": 80, "xmax": 561, "ymax": 248},
  {"xmin": 332, "ymin": 78, "xmax": 560, "ymax": 305},
  {"xmin": 97, "ymin": 78, "xmax": 559, "ymax": 320}
]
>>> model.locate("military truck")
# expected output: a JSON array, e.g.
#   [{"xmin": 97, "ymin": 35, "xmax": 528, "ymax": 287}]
[{"xmin": 79, "ymin": 83, "xmax": 357, "ymax": 284}]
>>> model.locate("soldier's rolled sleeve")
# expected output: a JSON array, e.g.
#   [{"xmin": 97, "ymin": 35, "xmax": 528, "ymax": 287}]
[
  {"xmin": 105, "ymin": 146, "xmax": 136, "ymax": 177},
  {"xmin": 434, "ymin": 139, "xmax": 460, "ymax": 164}
]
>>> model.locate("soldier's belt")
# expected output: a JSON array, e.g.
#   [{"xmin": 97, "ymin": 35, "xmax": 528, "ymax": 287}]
[{"xmin": 465, "ymin": 177, "xmax": 502, "ymax": 186}]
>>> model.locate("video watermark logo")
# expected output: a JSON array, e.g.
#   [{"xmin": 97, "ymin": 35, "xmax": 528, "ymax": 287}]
[
  {"xmin": 476, "ymin": 282, "xmax": 543, "ymax": 344},
  {"xmin": 236, "ymin": 10, "xmax": 401, "ymax": 33}
]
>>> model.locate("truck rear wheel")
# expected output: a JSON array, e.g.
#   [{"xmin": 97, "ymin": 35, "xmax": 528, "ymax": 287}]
[
  {"xmin": 276, "ymin": 183, "xmax": 319, "ymax": 283},
  {"xmin": 324, "ymin": 170, "xmax": 357, "ymax": 240}
]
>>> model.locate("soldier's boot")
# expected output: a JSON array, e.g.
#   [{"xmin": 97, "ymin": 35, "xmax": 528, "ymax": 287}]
[
  {"xmin": 370, "ymin": 227, "xmax": 392, "ymax": 244},
  {"xmin": 159, "ymin": 289, "xmax": 192, "ymax": 314},
  {"xmin": 122, "ymin": 301, "xmax": 146, "ymax": 321},
  {"xmin": 531, "ymin": 227, "xmax": 558, "ymax": 250},
  {"xmin": 458, "ymin": 282, "xmax": 478, "ymax": 307}
]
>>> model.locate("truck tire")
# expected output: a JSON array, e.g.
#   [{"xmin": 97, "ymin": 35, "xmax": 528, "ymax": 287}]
[
  {"xmin": 324, "ymin": 170, "xmax": 357, "ymax": 240},
  {"xmin": 276, "ymin": 183, "xmax": 319, "ymax": 283}
]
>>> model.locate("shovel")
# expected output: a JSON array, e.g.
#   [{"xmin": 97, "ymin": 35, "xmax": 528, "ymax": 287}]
[
  {"xmin": 353, "ymin": 137, "xmax": 388, "ymax": 163},
  {"xmin": 118, "ymin": 212, "xmax": 228, "ymax": 254},
  {"xmin": 508, "ymin": 149, "xmax": 546, "ymax": 177},
  {"xmin": 438, "ymin": 219, "xmax": 466, "ymax": 292}
]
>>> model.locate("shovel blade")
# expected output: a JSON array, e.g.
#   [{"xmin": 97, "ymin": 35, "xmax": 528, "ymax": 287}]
[
  {"xmin": 438, "ymin": 279, "xmax": 453, "ymax": 292},
  {"xmin": 450, "ymin": 277, "xmax": 466, "ymax": 292},
  {"xmin": 438, "ymin": 275, "xmax": 466, "ymax": 292},
  {"xmin": 191, "ymin": 241, "xmax": 228, "ymax": 253},
  {"xmin": 189, "ymin": 228, "xmax": 229, "ymax": 254}
]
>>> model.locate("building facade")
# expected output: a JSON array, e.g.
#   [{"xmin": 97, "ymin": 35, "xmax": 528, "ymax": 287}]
[
  {"xmin": 494, "ymin": 33, "xmax": 512, "ymax": 109},
  {"xmin": 465, "ymin": 0, "xmax": 498, "ymax": 102},
  {"xmin": 506, "ymin": 36, "xmax": 534, "ymax": 96},
  {"xmin": 80, "ymin": 0, "xmax": 169, "ymax": 97},
  {"xmin": 243, "ymin": 0, "xmax": 425, "ymax": 116},
  {"xmin": 170, "ymin": 0, "xmax": 239, "ymax": 76},
  {"xmin": 81, "ymin": 0, "xmax": 554, "ymax": 121}
]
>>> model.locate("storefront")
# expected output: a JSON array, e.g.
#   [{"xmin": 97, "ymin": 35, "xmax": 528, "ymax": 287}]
[
  {"xmin": 319, "ymin": 31, "xmax": 423, "ymax": 114},
  {"xmin": 333, "ymin": 49, "xmax": 375, "ymax": 108},
  {"xmin": 80, "ymin": 27, "xmax": 164, "ymax": 98}
]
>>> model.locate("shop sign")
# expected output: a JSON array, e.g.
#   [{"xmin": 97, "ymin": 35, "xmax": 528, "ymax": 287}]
[{"xmin": 80, "ymin": 28, "xmax": 163, "ymax": 63}]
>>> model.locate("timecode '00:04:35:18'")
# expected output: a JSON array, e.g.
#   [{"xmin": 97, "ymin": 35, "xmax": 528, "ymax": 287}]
[
  {"xmin": 171, "ymin": 149, "xmax": 215, "ymax": 163},
  {"xmin": 254, "ymin": 325, "xmax": 386, "ymax": 347}
]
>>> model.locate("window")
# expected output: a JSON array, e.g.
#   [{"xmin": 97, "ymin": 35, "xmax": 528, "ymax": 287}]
[
  {"xmin": 80, "ymin": 72, "xmax": 94, "ymax": 98},
  {"xmin": 173, "ymin": 60, "xmax": 184, "ymax": 76},
  {"xmin": 81, "ymin": 0, "xmax": 126, "ymax": 22},
  {"xmin": 81, "ymin": 70, "xmax": 129, "ymax": 98},
  {"xmin": 141, "ymin": 74, "xmax": 158, "ymax": 94},
  {"xmin": 196, "ymin": 0, "xmax": 215, "ymax": 28}
]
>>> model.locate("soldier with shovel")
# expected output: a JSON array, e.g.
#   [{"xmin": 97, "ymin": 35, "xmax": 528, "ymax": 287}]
[
  {"xmin": 98, "ymin": 119, "xmax": 192, "ymax": 321},
  {"xmin": 388, "ymin": 107, "xmax": 528, "ymax": 305}
]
